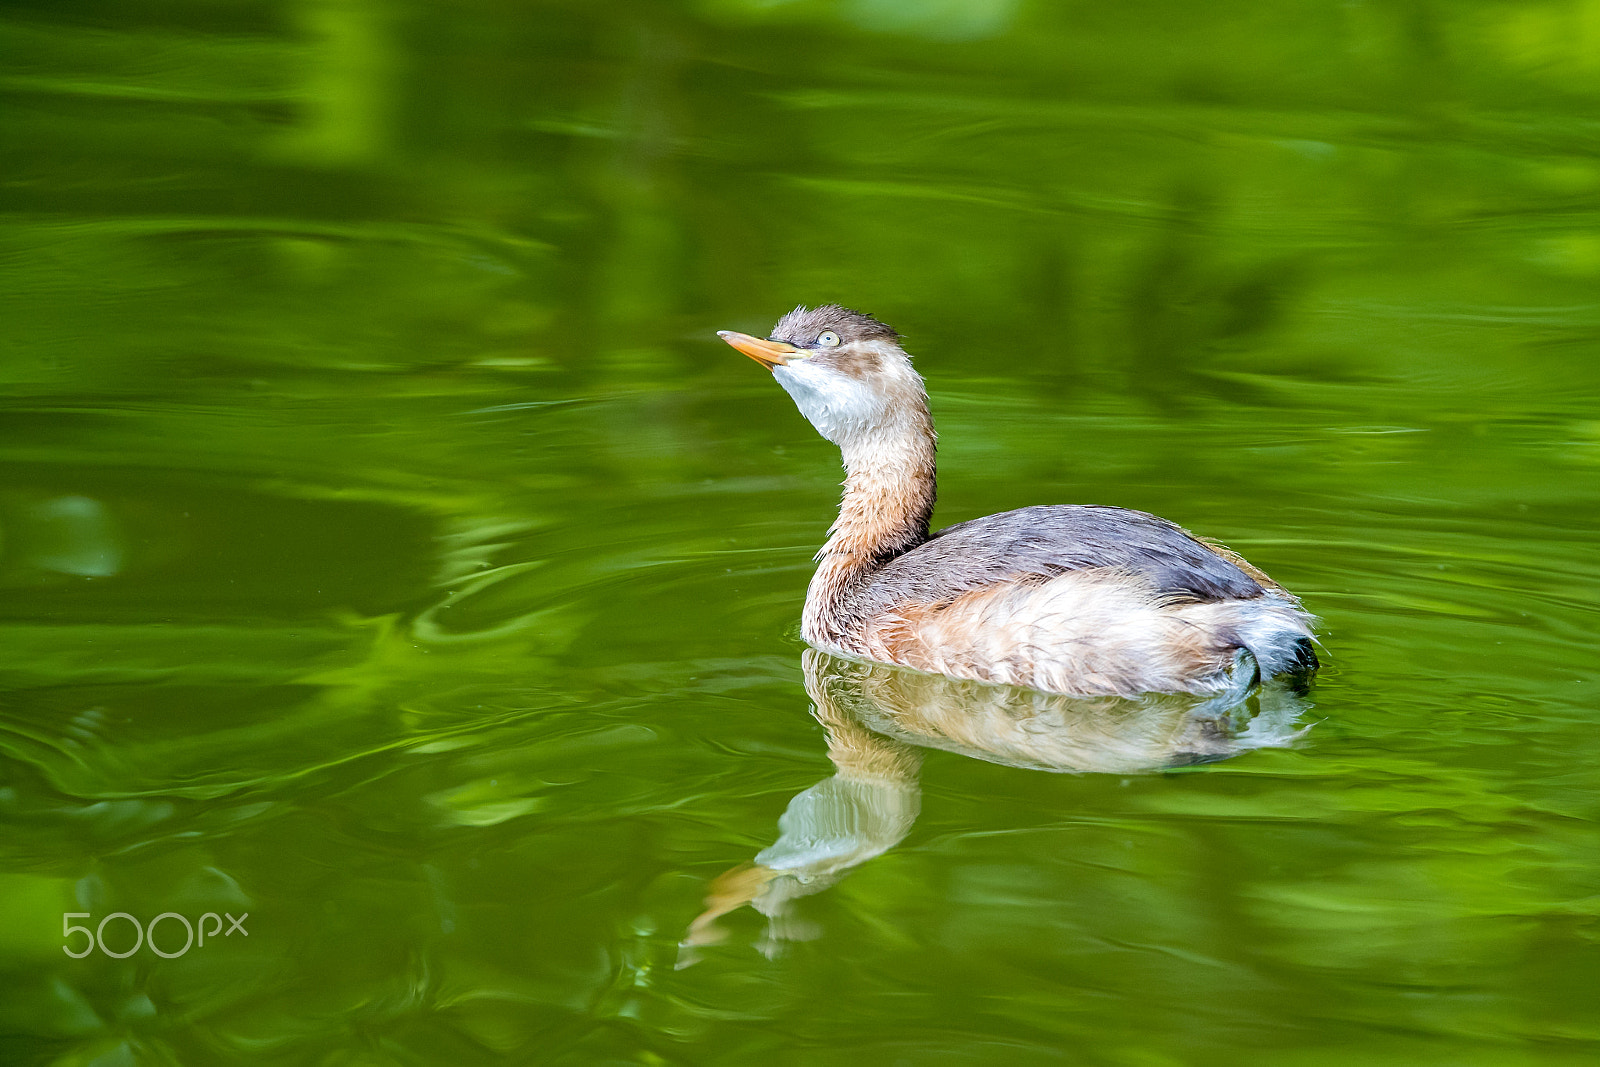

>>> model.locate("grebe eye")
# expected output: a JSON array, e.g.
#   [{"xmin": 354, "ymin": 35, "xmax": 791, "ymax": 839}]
[{"xmin": 817, "ymin": 331, "xmax": 840, "ymax": 347}]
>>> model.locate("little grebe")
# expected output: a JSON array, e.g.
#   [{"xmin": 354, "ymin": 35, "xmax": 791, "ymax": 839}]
[{"xmin": 718, "ymin": 305, "xmax": 1317, "ymax": 697}]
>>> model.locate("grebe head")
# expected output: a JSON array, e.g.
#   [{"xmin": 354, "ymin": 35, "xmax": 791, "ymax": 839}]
[{"xmin": 717, "ymin": 305, "xmax": 926, "ymax": 447}]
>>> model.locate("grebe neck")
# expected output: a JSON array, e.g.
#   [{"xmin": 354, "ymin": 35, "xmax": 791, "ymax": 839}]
[{"xmin": 802, "ymin": 413, "xmax": 936, "ymax": 646}]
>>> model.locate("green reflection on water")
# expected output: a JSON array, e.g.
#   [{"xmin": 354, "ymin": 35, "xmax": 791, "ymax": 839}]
[{"xmin": 2, "ymin": 0, "xmax": 1597, "ymax": 1063}]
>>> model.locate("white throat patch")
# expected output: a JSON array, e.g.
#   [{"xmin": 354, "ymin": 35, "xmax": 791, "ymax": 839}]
[{"xmin": 771, "ymin": 360, "xmax": 885, "ymax": 445}]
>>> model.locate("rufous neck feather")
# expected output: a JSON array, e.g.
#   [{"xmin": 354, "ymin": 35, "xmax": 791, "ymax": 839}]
[
  {"xmin": 828, "ymin": 423, "xmax": 936, "ymax": 561},
  {"xmin": 804, "ymin": 408, "xmax": 936, "ymax": 645}
]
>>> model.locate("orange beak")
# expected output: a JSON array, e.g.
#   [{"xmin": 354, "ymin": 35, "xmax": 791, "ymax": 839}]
[{"xmin": 718, "ymin": 330, "xmax": 798, "ymax": 370}]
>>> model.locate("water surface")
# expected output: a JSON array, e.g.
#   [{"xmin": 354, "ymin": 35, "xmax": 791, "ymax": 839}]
[{"xmin": 2, "ymin": 1, "xmax": 1597, "ymax": 1063}]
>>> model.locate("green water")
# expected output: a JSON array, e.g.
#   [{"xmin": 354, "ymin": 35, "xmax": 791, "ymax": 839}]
[{"xmin": 3, "ymin": 1, "xmax": 1598, "ymax": 1063}]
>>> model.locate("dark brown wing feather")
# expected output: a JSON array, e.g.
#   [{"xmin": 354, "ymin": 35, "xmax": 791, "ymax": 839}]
[{"xmin": 855, "ymin": 505, "xmax": 1266, "ymax": 614}]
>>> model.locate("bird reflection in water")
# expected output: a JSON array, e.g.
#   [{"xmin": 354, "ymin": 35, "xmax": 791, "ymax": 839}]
[{"xmin": 679, "ymin": 649, "xmax": 1310, "ymax": 964}]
